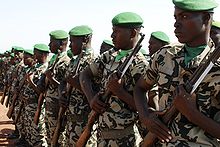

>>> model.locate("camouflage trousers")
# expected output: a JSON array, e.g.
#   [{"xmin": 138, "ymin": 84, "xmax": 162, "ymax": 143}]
[
  {"xmin": 45, "ymin": 97, "xmax": 66, "ymax": 146},
  {"xmin": 24, "ymin": 103, "xmax": 43, "ymax": 146},
  {"xmin": 14, "ymin": 100, "xmax": 26, "ymax": 137},
  {"xmin": 87, "ymin": 124, "xmax": 142, "ymax": 147},
  {"xmin": 65, "ymin": 110, "xmax": 89, "ymax": 146}
]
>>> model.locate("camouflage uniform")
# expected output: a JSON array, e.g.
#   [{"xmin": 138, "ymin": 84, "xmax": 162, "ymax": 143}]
[
  {"xmin": 15, "ymin": 65, "xmax": 32, "ymax": 139},
  {"xmin": 87, "ymin": 48, "xmax": 148, "ymax": 146},
  {"xmin": 44, "ymin": 52, "xmax": 70, "ymax": 145},
  {"xmin": 143, "ymin": 42, "xmax": 220, "ymax": 146},
  {"xmin": 65, "ymin": 49, "xmax": 94, "ymax": 146},
  {"xmin": 22, "ymin": 62, "xmax": 48, "ymax": 146}
]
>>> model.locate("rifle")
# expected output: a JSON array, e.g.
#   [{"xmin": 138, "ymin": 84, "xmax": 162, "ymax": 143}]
[
  {"xmin": 5, "ymin": 85, "xmax": 12, "ymax": 107},
  {"xmin": 51, "ymin": 52, "xmax": 83, "ymax": 147},
  {"xmin": 34, "ymin": 52, "xmax": 60, "ymax": 125},
  {"xmin": 0, "ymin": 84, "xmax": 8, "ymax": 105},
  {"xmin": 7, "ymin": 74, "xmax": 27, "ymax": 118},
  {"xmin": 76, "ymin": 33, "xmax": 145, "ymax": 147},
  {"xmin": 143, "ymin": 45, "xmax": 220, "ymax": 147},
  {"xmin": 0, "ymin": 62, "xmax": 10, "ymax": 105}
]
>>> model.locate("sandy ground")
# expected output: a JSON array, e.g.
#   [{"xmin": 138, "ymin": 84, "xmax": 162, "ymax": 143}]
[{"xmin": 0, "ymin": 94, "xmax": 16, "ymax": 147}]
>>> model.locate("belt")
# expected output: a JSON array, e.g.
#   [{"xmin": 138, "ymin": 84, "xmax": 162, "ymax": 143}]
[
  {"xmin": 98, "ymin": 124, "xmax": 135, "ymax": 140},
  {"xmin": 67, "ymin": 114, "xmax": 87, "ymax": 123}
]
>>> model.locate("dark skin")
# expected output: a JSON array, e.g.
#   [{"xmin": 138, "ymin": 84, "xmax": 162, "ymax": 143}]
[
  {"xmin": 26, "ymin": 50, "xmax": 49, "ymax": 95},
  {"xmin": 58, "ymin": 35, "xmax": 92, "ymax": 106},
  {"xmin": 148, "ymin": 36, "xmax": 168, "ymax": 56},
  {"xmin": 134, "ymin": 7, "xmax": 220, "ymax": 143},
  {"xmin": 80, "ymin": 26, "xmax": 140, "ymax": 114},
  {"xmin": 45, "ymin": 38, "xmax": 68, "ymax": 86},
  {"xmin": 210, "ymin": 26, "xmax": 220, "ymax": 47}
]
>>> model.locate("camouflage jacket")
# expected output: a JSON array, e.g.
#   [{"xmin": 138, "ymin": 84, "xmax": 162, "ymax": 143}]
[
  {"xmin": 90, "ymin": 48, "xmax": 148, "ymax": 130},
  {"xmin": 23, "ymin": 62, "xmax": 48, "ymax": 104},
  {"xmin": 66, "ymin": 49, "xmax": 94, "ymax": 115},
  {"xmin": 46, "ymin": 52, "xmax": 70, "ymax": 99},
  {"xmin": 144, "ymin": 42, "xmax": 220, "ymax": 146}
]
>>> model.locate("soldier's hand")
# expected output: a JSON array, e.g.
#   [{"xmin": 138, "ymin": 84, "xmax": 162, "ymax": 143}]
[
  {"xmin": 107, "ymin": 72, "xmax": 123, "ymax": 96},
  {"xmin": 173, "ymin": 85, "xmax": 197, "ymax": 121},
  {"xmin": 142, "ymin": 110, "xmax": 172, "ymax": 143},
  {"xmin": 90, "ymin": 92, "xmax": 108, "ymax": 114}
]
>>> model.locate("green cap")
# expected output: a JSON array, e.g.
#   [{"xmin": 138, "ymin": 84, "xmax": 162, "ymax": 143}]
[
  {"xmin": 34, "ymin": 43, "xmax": 50, "ymax": 53},
  {"xmin": 69, "ymin": 25, "xmax": 93, "ymax": 36},
  {"xmin": 49, "ymin": 30, "xmax": 68, "ymax": 39},
  {"xmin": 151, "ymin": 31, "xmax": 170, "ymax": 43},
  {"xmin": 24, "ymin": 49, "xmax": 34, "ymax": 56},
  {"xmin": 112, "ymin": 12, "xmax": 143, "ymax": 28},
  {"xmin": 103, "ymin": 40, "xmax": 114, "ymax": 47},
  {"xmin": 14, "ymin": 46, "xmax": 24, "ymax": 51},
  {"xmin": 212, "ymin": 21, "xmax": 220, "ymax": 29},
  {"xmin": 173, "ymin": 0, "xmax": 218, "ymax": 11}
]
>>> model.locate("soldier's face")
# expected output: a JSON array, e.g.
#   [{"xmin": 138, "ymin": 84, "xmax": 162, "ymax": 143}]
[
  {"xmin": 148, "ymin": 36, "xmax": 164, "ymax": 56},
  {"xmin": 210, "ymin": 27, "xmax": 220, "ymax": 46},
  {"xmin": 111, "ymin": 26, "xmax": 132, "ymax": 49},
  {"xmin": 49, "ymin": 38, "xmax": 59, "ymax": 53},
  {"xmin": 174, "ymin": 7, "xmax": 205, "ymax": 45},
  {"xmin": 69, "ymin": 36, "xmax": 82, "ymax": 55}
]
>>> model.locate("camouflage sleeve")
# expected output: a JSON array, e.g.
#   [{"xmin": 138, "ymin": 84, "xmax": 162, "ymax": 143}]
[
  {"xmin": 130, "ymin": 53, "xmax": 149, "ymax": 79},
  {"xmin": 89, "ymin": 55, "xmax": 105, "ymax": 77},
  {"xmin": 143, "ymin": 52, "xmax": 160, "ymax": 87}
]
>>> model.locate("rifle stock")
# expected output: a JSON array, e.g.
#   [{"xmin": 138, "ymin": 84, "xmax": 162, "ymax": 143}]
[
  {"xmin": 7, "ymin": 93, "xmax": 18, "ymax": 118},
  {"xmin": 0, "ymin": 85, "xmax": 8, "ymax": 105},
  {"xmin": 51, "ymin": 106, "xmax": 67, "ymax": 146},
  {"xmin": 34, "ymin": 93, "xmax": 45, "ymax": 125},
  {"xmin": 5, "ymin": 86, "xmax": 12, "ymax": 107},
  {"xmin": 143, "ymin": 44, "xmax": 220, "ymax": 146},
  {"xmin": 77, "ymin": 33, "xmax": 145, "ymax": 146}
]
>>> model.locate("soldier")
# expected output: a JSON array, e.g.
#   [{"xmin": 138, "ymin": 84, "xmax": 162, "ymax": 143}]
[
  {"xmin": 38, "ymin": 30, "xmax": 70, "ymax": 146},
  {"xmin": 80, "ymin": 12, "xmax": 148, "ymax": 146},
  {"xmin": 211, "ymin": 20, "xmax": 220, "ymax": 47},
  {"xmin": 134, "ymin": 0, "xmax": 220, "ymax": 146},
  {"xmin": 22, "ymin": 44, "xmax": 49, "ymax": 146},
  {"xmin": 58, "ymin": 25, "xmax": 94, "ymax": 146},
  {"xmin": 100, "ymin": 39, "xmax": 114, "ymax": 54},
  {"xmin": 15, "ymin": 49, "xmax": 36, "ymax": 146},
  {"xmin": 148, "ymin": 31, "xmax": 170, "ymax": 57}
]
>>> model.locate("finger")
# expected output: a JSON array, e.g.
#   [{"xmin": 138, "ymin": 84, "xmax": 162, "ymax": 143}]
[{"xmin": 154, "ymin": 119, "xmax": 171, "ymax": 136}]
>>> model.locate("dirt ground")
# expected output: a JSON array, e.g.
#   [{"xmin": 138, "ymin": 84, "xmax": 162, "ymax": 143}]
[{"xmin": 0, "ymin": 94, "xmax": 16, "ymax": 147}]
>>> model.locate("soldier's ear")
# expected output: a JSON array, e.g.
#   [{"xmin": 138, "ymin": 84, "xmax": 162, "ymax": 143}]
[{"xmin": 202, "ymin": 12, "xmax": 212, "ymax": 25}]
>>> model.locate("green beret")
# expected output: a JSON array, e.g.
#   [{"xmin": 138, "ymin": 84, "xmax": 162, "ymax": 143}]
[
  {"xmin": 151, "ymin": 31, "xmax": 170, "ymax": 43},
  {"xmin": 112, "ymin": 12, "xmax": 143, "ymax": 28},
  {"xmin": 24, "ymin": 49, "xmax": 34, "ymax": 56},
  {"xmin": 34, "ymin": 43, "xmax": 50, "ymax": 53},
  {"xmin": 69, "ymin": 25, "xmax": 93, "ymax": 36},
  {"xmin": 212, "ymin": 21, "xmax": 220, "ymax": 29},
  {"xmin": 49, "ymin": 30, "xmax": 68, "ymax": 39},
  {"xmin": 173, "ymin": 0, "xmax": 218, "ymax": 11},
  {"xmin": 14, "ymin": 46, "xmax": 24, "ymax": 51},
  {"xmin": 103, "ymin": 40, "xmax": 114, "ymax": 47}
]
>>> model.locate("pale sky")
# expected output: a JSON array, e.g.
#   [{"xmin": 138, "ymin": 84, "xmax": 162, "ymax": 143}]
[{"xmin": 1, "ymin": 0, "xmax": 220, "ymax": 55}]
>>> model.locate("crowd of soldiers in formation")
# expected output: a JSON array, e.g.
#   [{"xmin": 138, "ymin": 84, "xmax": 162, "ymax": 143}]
[{"xmin": 1, "ymin": 0, "xmax": 220, "ymax": 146}]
